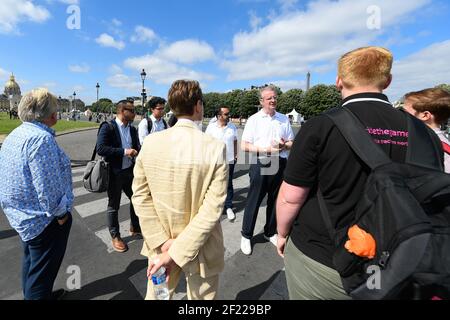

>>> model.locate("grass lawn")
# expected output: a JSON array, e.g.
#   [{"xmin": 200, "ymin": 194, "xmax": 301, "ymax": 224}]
[{"xmin": 0, "ymin": 112, "xmax": 99, "ymax": 135}]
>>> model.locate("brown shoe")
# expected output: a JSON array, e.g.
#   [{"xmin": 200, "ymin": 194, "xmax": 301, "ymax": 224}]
[
  {"xmin": 112, "ymin": 236, "xmax": 128, "ymax": 253},
  {"xmin": 130, "ymin": 226, "xmax": 142, "ymax": 237}
]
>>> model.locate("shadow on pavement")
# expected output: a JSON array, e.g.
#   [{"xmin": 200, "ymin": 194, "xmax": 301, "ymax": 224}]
[
  {"xmin": 64, "ymin": 259, "xmax": 147, "ymax": 300},
  {"xmin": 235, "ymin": 271, "xmax": 281, "ymax": 300},
  {"xmin": 0, "ymin": 229, "xmax": 18, "ymax": 240}
]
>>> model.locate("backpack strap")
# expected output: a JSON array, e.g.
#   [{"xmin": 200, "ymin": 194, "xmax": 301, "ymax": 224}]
[
  {"xmin": 405, "ymin": 113, "xmax": 444, "ymax": 171},
  {"xmin": 163, "ymin": 118, "xmax": 168, "ymax": 129},
  {"xmin": 324, "ymin": 107, "xmax": 392, "ymax": 170},
  {"xmin": 147, "ymin": 117, "xmax": 153, "ymax": 134}
]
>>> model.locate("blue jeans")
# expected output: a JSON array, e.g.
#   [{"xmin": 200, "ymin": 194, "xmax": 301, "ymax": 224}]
[
  {"xmin": 225, "ymin": 162, "xmax": 236, "ymax": 209},
  {"xmin": 22, "ymin": 214, "xmax": 72, "ymax": 300}
]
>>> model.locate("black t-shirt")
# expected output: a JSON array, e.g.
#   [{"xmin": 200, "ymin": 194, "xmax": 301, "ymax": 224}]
[{"xmin": 284, "ymin": 93, "xmax": 412, "ymax": 268}]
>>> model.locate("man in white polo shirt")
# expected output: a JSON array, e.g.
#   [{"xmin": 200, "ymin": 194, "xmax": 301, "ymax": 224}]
[
  {"xmin": 240, "ymin": 85, "xmax": 295, "ymax": 255},
  {"xmin": 206, "ymin": 106, "xmax": 238, "ymax": 221}
]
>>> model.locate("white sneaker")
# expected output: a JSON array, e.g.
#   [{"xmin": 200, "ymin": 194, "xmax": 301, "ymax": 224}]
[
  {"xmin": 240, "ymin": 237, "xmax": 252, "ymax": 255},
  {"xmin": 226, "ymin": 208, "xmax": 235, "ymax": 221},
  {"xmin": 264, "ymin": 234, "xmax": 278, "ymax": 247}
]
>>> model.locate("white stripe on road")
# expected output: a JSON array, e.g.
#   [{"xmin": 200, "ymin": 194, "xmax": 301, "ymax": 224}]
[
  {"xmin": 74, "ymin": 194, "xmax": 130, "ymax": 218},
  {"xmin": 72, "ymin": 175, "xmax": 84, "ymax": 183},
  {"xmin": 72, "ymin": 167, "xmax": 86, "ymax": 174},
  {"xmin": 73, "ymin": 186, "xmax": 90, "ymax": 197}
]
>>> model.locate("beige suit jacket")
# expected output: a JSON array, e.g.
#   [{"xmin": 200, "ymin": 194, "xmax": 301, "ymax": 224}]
[{"xmin": 132, "ymin": 120, "xmax": 228, "ymax": 278}]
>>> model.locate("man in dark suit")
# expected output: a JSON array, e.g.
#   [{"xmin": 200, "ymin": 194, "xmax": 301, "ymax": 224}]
[{"xmin": 97, "ymin": 100, "xmax": 141, "ymax": 253}]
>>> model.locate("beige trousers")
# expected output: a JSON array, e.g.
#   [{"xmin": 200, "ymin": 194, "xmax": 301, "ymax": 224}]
[{"xmin": 145, "ymin": 258, "xmax": 219, "ymax": 300}]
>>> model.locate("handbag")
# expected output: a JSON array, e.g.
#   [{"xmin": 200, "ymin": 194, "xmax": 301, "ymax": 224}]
[{"xmin": 83, "ymin": 122, "xmax": 111, "ymax": 193}]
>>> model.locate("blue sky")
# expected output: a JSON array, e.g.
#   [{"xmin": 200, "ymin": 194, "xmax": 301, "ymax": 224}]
[{"xmin": 0, "ymin": 0, "xmax": 449, "ymax": 105}]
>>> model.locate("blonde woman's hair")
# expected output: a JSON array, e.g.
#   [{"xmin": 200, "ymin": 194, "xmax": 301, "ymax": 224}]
[
  {"xmin": 338, "ymin": 46, "xmax": 393, "ymax": 90},
  {"xmin": 18, "ymin": 88, "xmax": 58, "ymax": 122}
]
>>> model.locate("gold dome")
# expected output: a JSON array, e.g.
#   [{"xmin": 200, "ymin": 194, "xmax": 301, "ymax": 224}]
[{"xmin": 4, "ymin": 74, "xmax": 21, "ymax": 95}]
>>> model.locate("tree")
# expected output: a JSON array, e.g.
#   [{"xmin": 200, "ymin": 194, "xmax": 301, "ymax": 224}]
[
  {"xmin": 436, "ymin": 84, "xmax": 450, "ymax": 94},
  {"xmin": 203, "ymin": 92, "xmax": 222, "ymax": 118},
  {"xmin": 91, "ymin": 98, "xmax": 114, "ymax": 114},
  {"xmin": 277, "ymin": 89, "xmax": 304, "ymax": 115},
  {"xmin": 303, "ymin": 85, "xmax": 341, "ymax": 119}
]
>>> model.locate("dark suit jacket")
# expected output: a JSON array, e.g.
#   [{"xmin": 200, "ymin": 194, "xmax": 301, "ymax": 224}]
[{"xmin": 96, "ymin": 119, "xmax": 140, "ymax": 175}]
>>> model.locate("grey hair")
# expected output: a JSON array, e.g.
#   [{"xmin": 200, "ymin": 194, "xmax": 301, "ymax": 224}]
[
  {"xmin": 259, "ymin": 85, "xmax": 278, "ymax": 100},
  {"xmin": 18, "ymin": 88, "xmax": 58, "ymax": 122}
]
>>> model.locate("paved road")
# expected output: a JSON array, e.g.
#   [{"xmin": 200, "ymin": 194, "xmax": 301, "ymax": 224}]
[{"xmin": 0, "ymin": 124, "xmax": 300, "ymax": 300}]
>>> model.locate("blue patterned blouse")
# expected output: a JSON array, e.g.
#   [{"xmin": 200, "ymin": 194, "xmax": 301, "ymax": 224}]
[{"xmin": 0, "ymin": 121, "xmax": 73, "ymax": 242}]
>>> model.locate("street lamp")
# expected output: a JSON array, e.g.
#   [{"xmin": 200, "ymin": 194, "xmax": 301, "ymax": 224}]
[
  {"xmin": 96, "ymin": 83, "xmax": 100, "ymax": 103},
  {"xmin": 141, "ymin": 68, "xmax": 147, "ymax": 117}
]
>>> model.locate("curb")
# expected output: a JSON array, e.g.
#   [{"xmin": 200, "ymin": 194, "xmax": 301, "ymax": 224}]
[{"xmin": 0, "ymin": 126, "xmax": 99, "ymax": 148}]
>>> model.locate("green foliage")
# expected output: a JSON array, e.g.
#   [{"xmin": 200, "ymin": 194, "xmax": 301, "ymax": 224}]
[
  {"xmin": 277, "ymin": 89, "xmax": 304, "ymax": 115},
  {"xmin": 91, "ymin": 98, "xmax": 114, "ymax": 113},
  {"xmin": 303, "ymin": 85, "xmax": 341, "ymax": 119},
  {"xmin": 436, "ymin": 84, "xmax": 450, "ymax": 94}
]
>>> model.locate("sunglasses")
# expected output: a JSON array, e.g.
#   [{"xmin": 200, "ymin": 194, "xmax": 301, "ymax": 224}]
[
  {"xmin": 154, "ymin": 107, "xmax": 165, "ymax": 111},
  {"xmin": 222, "ymin": 113, "xmax": 230, "ymax": 116}
]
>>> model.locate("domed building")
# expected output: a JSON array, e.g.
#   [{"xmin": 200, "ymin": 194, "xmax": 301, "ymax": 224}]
[{"xmin": 0, "ymin": 74, "xmax": 22, "ymax": 112}]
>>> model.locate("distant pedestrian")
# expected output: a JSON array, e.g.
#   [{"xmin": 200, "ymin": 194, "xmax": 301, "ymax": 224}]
[{"xmin": 0, "ymin": 88, "xmax": 73, "ymax": 300}]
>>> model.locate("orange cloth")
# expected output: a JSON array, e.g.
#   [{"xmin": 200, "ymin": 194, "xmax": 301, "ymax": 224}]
[{"xmin": 344, "ymin": 225, "xmax": 376, "ymax": 259}]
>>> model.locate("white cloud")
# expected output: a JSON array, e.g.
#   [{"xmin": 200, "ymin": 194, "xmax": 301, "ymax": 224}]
[
  {"xmin": 249, "ymin": 11, "xmax": 263, "ymax": 30},
  {"xmin": 157, "ymin": 39, "xmax": 215, "ymax": 64},
  {"xmin": 386, "ymin": 40, "xmax": 450, "ymax": 101},
  {"xmin": 69, "ymin": 63, "xmax": 90, "ymax": 73},
  {"xmin": 124, "ymin": 54, "xmax": 215, "ymax": 86},
  {"xmin": 95, "ymin": 33, "xmax": 125, "ymax": 50},
  {"xmin": 0, "ymin": 68, "xmax": 10, "ymax": 81},
  {"xmin": 108, "ymin": 64, "xmax": 123, "ymax": 74},
  {"xmin": 0, "ymin": 0, "xmax": 51, "ymax": 34},
  {"xmin": 278, "ymin": 0, "xmax": 298, "ymax": 12},
  {"xmin": 272, "ymin": 79, "xmax": 306, "ymax": 92},
  {"xmin": 131, "ymin": 26, "xmax": 158, "ymax": 44},
  {"xmin": 41, "ymin": 82, "xmax": 57, "ymax": 88},
  {"xmin": 112, "ymin": 18, "xmax": 122, "ymax": 27},
  {"xmin": 222, "ymin": 0, "xmax": 431, "ymax": 81},
  {"xmin": 107, "ymin": 73, "xmax": 142, "ymax": 92}
]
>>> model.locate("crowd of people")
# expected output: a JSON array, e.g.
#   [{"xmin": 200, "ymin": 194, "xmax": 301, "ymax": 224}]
[{"xmin": 1, "ymin": 46, "xmax": 450, "ymax": 300}]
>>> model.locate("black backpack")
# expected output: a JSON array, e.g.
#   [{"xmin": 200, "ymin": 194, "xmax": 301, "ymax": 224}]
[
  {"xmin": 318, "ymin": 107, "xmax": 450, "ymax": 300},
  {"xmin": 147, "ymin": 117, "xmax": 168, "ymax": 133}
]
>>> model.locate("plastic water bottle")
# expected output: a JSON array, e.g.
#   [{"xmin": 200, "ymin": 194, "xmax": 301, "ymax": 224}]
[{"xmin": 151, "ymin": 266, "xmax": 170, "ymax": 300}]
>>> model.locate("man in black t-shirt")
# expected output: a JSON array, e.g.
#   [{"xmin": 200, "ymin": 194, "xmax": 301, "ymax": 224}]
[{"xmin": 276, "ymin": 47, "xmax": 412, "ymax": 300}]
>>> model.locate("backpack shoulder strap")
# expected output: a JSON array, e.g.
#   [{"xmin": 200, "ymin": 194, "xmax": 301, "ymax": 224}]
[
  {"xmin": 163, "ymin": 118, "xmax": 168, "ymax": 129},
  {"xmin": 405, "ymin": 113, "xmax": 444, "ymax": 171},
  {"xmin": 147, "ymin": 117, "xmax": 153, "ymax": 134},
  {"xmin": 324, "ymin": 107, "xmax": 391, "ymax": 170}
]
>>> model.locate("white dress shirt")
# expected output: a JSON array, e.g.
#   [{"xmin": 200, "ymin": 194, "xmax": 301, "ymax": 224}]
[
  {"xmin": 206, "ymin": 121, "xmax": 237, "ymax": 163},
  {"xmin": 242, "ymin": 110, "xmax": 294, "ymax": 159}
]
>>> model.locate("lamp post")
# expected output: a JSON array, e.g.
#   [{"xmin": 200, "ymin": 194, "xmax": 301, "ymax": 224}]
[
  {"xmin": 141, "ymin": 68, "xmax": 147, "ymax": 118},
  {"xmin": 73, "ymin": 91, "xmax": 77, "ymax": 110},
  {"xmin": 96, "ymin": 83, "xmax": 100, "ymax": 103}
]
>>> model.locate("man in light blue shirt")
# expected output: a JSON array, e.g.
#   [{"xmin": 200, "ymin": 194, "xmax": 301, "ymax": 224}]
[{"xmin": 0, "ymin": 88, "xmax": 73, "ymax": 300}]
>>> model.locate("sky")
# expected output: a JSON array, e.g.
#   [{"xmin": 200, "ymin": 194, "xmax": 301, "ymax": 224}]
[{"xmin": 0, "ymin": 0, "xmax": 449, "ymax": 105}]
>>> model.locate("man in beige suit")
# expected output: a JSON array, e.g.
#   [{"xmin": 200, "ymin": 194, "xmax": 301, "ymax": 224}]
[{"xmin": 132, "ymin": 80, "xmax": 228, "ymax": 300}]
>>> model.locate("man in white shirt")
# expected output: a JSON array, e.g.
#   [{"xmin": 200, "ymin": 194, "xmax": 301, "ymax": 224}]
[
  {"xmin": 138, "ymin": 96, "xmax": 168, "ymax": 146},
  {"xmin": 403, "ymin": 88, "xmax": 450, "ymax": 173},
  {"xmin": 240, "ymin": 85, "xmax": 295, "ymax": 255},
  {"xmin": 206, "ymin": 107, "xmax": 238, "ymax": 221}
]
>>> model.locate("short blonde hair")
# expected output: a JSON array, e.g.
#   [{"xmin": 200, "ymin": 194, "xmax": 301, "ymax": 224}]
[
  {"xmin": 168, "ymin": 80, "xmax": 203, "ymax": 117},
  {"xmin": 18, "ymin": 88, "xmax": 58, "ymax": 122},
  {"xmin": 338, "ymin": 46, "xmax": 393, "ymax": 90}
]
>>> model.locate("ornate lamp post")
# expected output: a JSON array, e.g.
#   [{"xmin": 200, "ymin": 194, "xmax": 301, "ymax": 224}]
[
  {"xmin": 73, "ymin": 91, "xmax": 77, "ymax": 110},
  {"xmin": 141, "ymin": 69, "xmax": 147, "ymax": 118},
  {"xmin": 96, "ymin": 83, "xmax": 100, "ymax": 103}
]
